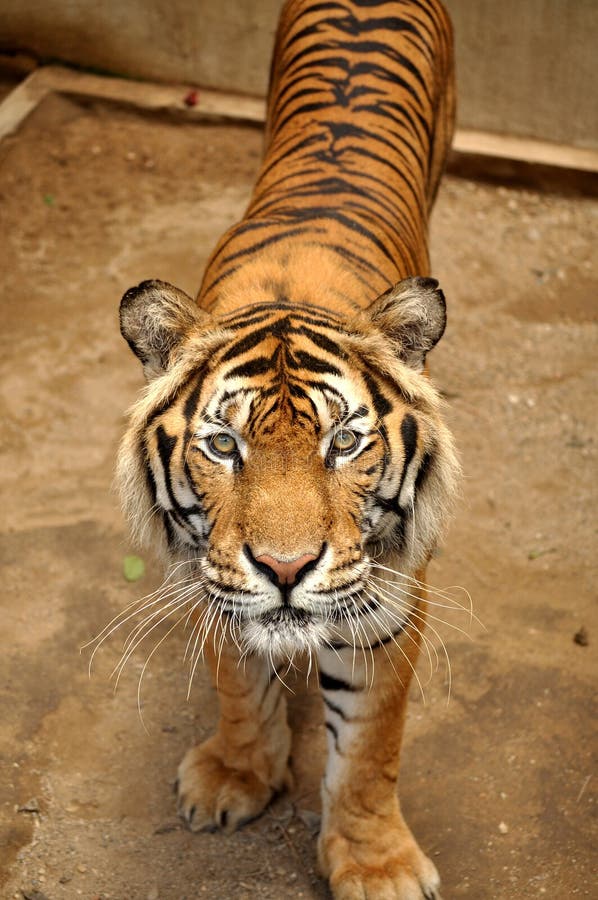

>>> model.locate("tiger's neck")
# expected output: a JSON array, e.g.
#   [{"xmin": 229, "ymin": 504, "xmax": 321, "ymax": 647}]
[{"xmin": 199, "ymin": 239, "xmax": 388, "ymax": 318}]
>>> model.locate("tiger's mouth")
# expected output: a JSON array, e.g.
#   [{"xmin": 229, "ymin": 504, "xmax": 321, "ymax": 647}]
[
  {"xmin": 260, "ymin": 605, "xmax": 312, "ymax": 627},
  {"xmin": 240, "ymin": 605, "xmax": 332, "ymax": 658}
]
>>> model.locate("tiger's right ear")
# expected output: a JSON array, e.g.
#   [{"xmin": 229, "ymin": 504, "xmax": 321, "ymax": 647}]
[
  {"xmin": 120, "ymin": 279, "xmax": 208, "ymax": 381},
  {"xmin": 368, "ymin": 276, "xmax": 447, "ymax": 372}
]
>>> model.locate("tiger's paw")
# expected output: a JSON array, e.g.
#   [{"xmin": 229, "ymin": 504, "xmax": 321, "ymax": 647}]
[
  {"xmin": 320, "ymin": 828, "xmax": 441, "ymax": 900},
  {"xmin": 176, "ymin": 737, "xmax": 290, "ymax": 833}
]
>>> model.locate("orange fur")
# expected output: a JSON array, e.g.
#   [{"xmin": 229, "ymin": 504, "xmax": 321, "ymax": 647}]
[{"xmin": 115, "ymin": 1, "xmax": 458, "ymax": 897}]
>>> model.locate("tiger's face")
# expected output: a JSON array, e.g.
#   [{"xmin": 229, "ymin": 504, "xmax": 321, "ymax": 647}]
[{"xmin": 118, "ymin": 278, "xmax": 459, "ymax": 657}]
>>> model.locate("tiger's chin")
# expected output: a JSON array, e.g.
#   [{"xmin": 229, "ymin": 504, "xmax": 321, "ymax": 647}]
[{"xmin": 241, "ymin": 608, "xmax": 331, "ymax": 661}]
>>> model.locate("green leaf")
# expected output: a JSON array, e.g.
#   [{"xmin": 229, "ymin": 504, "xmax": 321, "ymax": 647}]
[
  {"xmin": 527, "ymin": 547, "xmax": 555, "ymax": 561},
  {"xmin": 123, "ymin": 554, "xmax": 145, "ymax": 582},
  {"xmin": 43, "ymin": 193, "xmax": 55, "ymax": 207}
]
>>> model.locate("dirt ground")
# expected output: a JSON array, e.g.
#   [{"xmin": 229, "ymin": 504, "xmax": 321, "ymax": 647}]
[{"xmin": 0, "ymin": 93, "xmax": 596, "ymax": 900}]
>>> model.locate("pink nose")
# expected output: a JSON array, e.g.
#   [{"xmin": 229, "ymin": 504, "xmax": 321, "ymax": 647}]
[{"xmin": 254, "ymin": 553, "xmax": 318, "ymax": 586}]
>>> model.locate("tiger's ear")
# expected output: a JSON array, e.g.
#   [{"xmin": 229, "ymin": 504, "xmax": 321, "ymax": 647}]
[
  {"xmin": 120, "ymin": 279, "xmax": 208, "ymax": 381},
  {"xmin": 368, "ymin": 276, "xmax": 447, "ymax": 371}
]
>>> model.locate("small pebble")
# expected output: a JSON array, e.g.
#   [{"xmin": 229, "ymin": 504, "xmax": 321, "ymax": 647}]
[
  {"xmin": 574, "ymin": 626, "xmax": 589, "ymax": 647},
  {"xmin": 498, "ymin": 821, "xmax": 509, "ymax": 834},
  {"xmin": 77, "ymin": 864, "xmax": 87, "ymax": 874}
]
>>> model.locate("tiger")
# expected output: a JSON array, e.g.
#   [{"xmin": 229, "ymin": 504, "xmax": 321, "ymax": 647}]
[{"xmin": 116, "ymin": 0, "xmax": 459, "ymax": 897}]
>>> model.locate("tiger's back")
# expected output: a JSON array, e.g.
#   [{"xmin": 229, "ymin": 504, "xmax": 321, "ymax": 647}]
[{"xmin": 199, "ymin": 0, "xmax": 454, "ymax": 315}]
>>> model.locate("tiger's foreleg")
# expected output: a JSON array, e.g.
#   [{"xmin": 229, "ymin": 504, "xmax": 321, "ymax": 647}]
[
  {"xmin": 176, "ymin": 621, "xmax": 293, "ymax": 833},
  {"xmin": 317, "ymin": 588, "xmax": 441, "ymax": 900}
]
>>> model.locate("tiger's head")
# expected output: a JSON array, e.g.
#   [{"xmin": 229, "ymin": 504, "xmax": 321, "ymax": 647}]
[{"xmin": 117, "ymin": 276, "xmax": 459, "ymax": 657}]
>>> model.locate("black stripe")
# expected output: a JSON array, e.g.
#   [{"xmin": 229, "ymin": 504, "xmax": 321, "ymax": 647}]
[
  {"xmin": 296, "ymin": 325, "xmax": 346, "ymax": 358},
  {"xmin": 156, "ymin": 426, "xmax": 178, "ymax": 509},
  {"xmin": 265, "ymin": 205, "xmax": 399, "ymax": 267},
  {"xmin": 225, "ymin": 312, "xmax": 274, "ymax": 331},
  {"xmin": 183, "ymin": 372, "xmax": 205, "ymax": 422},
  {"xmin": 361, "ymin": 369, "xmax": 392, "ymax": 419},
  {"xmin": 225, "ymin": 355, "xmax": 275, "ymax": 380},
  {"xmin": 220, "ymin": 317, "xmax": 290, "ymax": 363},
  {"xmin": 203, "ymin": 580, "xmax": 255, "ymax": 598},
  {"xmin": 415, "ymin": 449, "xmax": 433, "ymax": 492},
  {"xmin": 355, "ymin": 98, "xmax": 429, "ymax": 143},
  {"xmin": 201, "ymin": 264, "xmax": 241, "ymax": 299},
  {"xmin": 397, "ymin": 413, "xmax": 418, "ymax": 497},
  {"xmin": 221, "ymin": 225, "xmax": 321, "ymax": 266},
  {"xmin": 221, "ymin": 301, "xmax": 342, "ymax": 328},
  {"xmin": 325, "ymin": 720, "xmax": 343, "ymax": 754},
  {"xmin": 311, "ymin": 241, "xmax": 380, "ymax": 281},
  {"xmin": 288, "ymin": 348, "xmax": 342, "ymax": 377},
  {"xmin": 154, "ymin": 426, "xmax": 206, "ymax": 526},
  {"xmin": 369, "ymin": 626, "xmax": 405, "ymax": 650},
  {"xmin": 323, "ymin": 695, "xmax": 348, "ymax": 720},
  {"xmin": 325, "ymin": 639, "xmax": 353, "ymax": 650},
  {"xmin": 162, "ymin": 511, "xmax": 177, "ymax": 547},
  {"xmin": 319, "ymin": 671, "xmax": 356, "ymax": 692}
]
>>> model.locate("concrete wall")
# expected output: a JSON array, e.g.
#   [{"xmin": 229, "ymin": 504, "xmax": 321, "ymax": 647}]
[
  {"xmin": 446, "ymin": 0, "xmax": 598, "ymax": 151},
  {"xmin": 1, "ymin": 0, "xmax": 597, "ymax": 149},
  {"xmin": 0, "ymin": 0, "xmax": 282, "ymax": 93}
]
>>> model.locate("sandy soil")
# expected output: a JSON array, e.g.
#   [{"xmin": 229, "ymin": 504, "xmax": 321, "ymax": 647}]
[{"xmin": 0, "ymin": 93, "xmax": 596, "ymax": 900}]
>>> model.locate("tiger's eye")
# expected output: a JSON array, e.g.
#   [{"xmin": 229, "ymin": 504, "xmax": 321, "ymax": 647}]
[
  {"xmin": 332, "ymin": 429, "xmax": 358, "ymax": 452},
  {"xmin": 209, "ymin": 433, "xmax": 237, "ymax": 456}
]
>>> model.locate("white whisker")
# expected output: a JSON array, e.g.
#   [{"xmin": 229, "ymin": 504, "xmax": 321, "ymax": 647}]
[
  {"xmin": 363, "ymin": 586, "xmax": 437, "ymax": 685},
  {"xmin": 368, "ymin": 580, "xmax": 454, "ymax": 703},
  {"xmin": 136, "ymin": 607, "xmax": 192, "ymax": 732}
]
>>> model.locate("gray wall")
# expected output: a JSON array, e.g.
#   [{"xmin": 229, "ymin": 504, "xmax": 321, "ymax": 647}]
[
  {"xmin": 1, "ymin": 0, "xmax": 597, "ymax": 149},
  {"xmin": 446, "ymin": 0, "xmax": 598, "ymax": 150},
  {"xmin": 0, "ymin": 0, "xmax": 281, "ymax": 92}
]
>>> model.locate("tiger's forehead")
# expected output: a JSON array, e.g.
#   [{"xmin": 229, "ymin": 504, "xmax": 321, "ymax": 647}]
[
  {"xmin": 184, "ymin": 304, "xmax": 373, "ymax": 437},
  {"xmin": 213, "ymin": 303, "xmax": 348, "ymax": 364},
  {"xmin": 215, "ymin": 303, "xmax": 353, "ymax": 375}
]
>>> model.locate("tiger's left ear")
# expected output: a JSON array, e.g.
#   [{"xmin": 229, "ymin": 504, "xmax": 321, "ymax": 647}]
[
  {"xmin": 120, "ymin": 279, "xmax": 210, "ymax": 381},
  {"xmin": 368, "ymin": 276, "xmax": 446, "ymax": 371}
]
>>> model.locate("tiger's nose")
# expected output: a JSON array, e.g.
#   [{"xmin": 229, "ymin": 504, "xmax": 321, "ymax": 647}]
[
  {"xmin": 245, "ymin": 545, "xmax": 323, "ymax": 588},
  {"xmin": 256, "ymin": 553, "xmax": 318, "ymax": 586}
]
